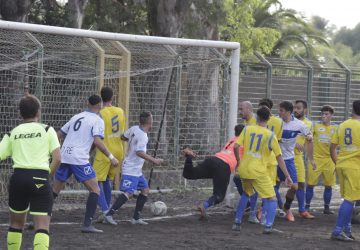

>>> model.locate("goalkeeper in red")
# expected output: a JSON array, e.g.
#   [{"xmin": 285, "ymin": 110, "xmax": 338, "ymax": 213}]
[{"xmin": 232, "ymin": 106, "xmax": 292, "ymax": 234}]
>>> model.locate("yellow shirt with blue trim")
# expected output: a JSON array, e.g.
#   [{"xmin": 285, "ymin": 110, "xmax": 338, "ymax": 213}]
[
  {"xmin": 295, "ymin": 117, "xmax": 312, "ymax": 156},
  {"xmin": 94, "ymin": 106, "xmax": 126, "ymax": 163},
  {"xmin": 331, "ymin": 119, "xmax": 360, "ymax": 169},
  {"xmin": 236, "ymin": 125, "xmax": 281, "ymax": 179},
  {"xmin": 0, "ymin": 122, "xmax": 60, "ymax": 171},
  {"xmin": 312, "ymin": 122, "xmax": 337, "ymax": 159},
  {"xmin": 244, "ymin": 115, "xmax": 257, "ymax": 126}
]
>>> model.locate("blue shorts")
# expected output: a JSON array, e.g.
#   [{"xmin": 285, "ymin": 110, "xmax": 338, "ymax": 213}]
[
  {"xmin": 55, "ymin": 163, "xmax": 96, "ymax": 183},
  {"xmin": 277, "ymin": 158, "xmax": 298, "ymax": 184},
  {"xmin": 120, "ymin": 175, "xmax": 149, "ymax": 194}
]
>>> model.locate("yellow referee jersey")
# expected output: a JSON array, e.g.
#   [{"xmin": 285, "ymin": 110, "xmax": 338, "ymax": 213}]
[{"xmin": 236, "ymin": 125, "xmax": 281, "ymax": 179}]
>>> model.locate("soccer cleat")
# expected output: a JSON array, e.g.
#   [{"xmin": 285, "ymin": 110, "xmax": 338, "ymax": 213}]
[
  {"xmin": 284, "ymin": 209, "xmax": 295, "ymax": 222},
  {"xmin": 346, "ymin": 234, "xmax": 356, "ymax": 240},
  {"xmin": 299, "ymin": 211, "xmax": 315, "ymax": 219},
  {"xmin": 278, "ymin": 210, "xmax": 286, "ymax": 218},
  {"xmin": 131, "ymin": 218, "xmax": 148, "ymax": 225},
  {"xmin": 182, "ymin": 147, "xmax": 196, "ymax": 157},
  {"xmin": 248, "ymin": 215, "xmax": 260, "ymax": 224},
  {"xmin": 331, "ymin": 232, "xmax": 354, "ymax": 242},
  {"xmin": 323, "ymin": 208, "xmax": 335, "ymax": 215},
  {"xmin": 197, "ymin": 203, "xmax": 207, "ymax": 220},
  {"xmin": 263, "ymin": 227, "xmax": 283, "ymax": 234},
  {"xmin": 103, "ymin": 215, "xmax": 118, "ymax": 225},
  {"xmin": 232, "ymin": 223, "xmax": 241, "ymax": 231},
  {"xmin": 81, "ymin": 225, "xmax": 103, "ymax": 233}
]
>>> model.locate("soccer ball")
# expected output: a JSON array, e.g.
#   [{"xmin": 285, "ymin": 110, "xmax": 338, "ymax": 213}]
[
  {"xmin": 352, "ymin": 206, "xmax": 360, "ymax": 224},
  {"xmin": 150, "ymin": 201, "xmax": 167, "ymax": 216}
]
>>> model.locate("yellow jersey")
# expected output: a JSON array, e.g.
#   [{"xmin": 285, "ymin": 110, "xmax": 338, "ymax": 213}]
[
  {"xmin": 94, "ymin": 106, "xmax": 126, "ymax": 162},
  {"xmin": 267, "ymin": 115, "xmax": 283, "ymax": 165},
  {"xmin": 294, "ymin": 117, "xmax": 312, "ymax": 156},
  {"xmin": 312, "ymin": 122, "xmax": 337, "ymax": 159},
  {"xmin": 236, "ymin": 125, "xmax": 281, "ymax": 179},
  {"xmin": 331, "ymin": 119, "xmax": 360, "ymax": 169},
  {"xmin": 244, "ymin": 115, "xmax": 257, "ymax": 126}
]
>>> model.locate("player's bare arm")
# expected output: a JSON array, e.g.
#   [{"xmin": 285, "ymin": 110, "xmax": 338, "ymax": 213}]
[
  {"xmin": 233, "ymin": 143, "xmax": 241, "ymax": 174},
  {"xmin": 136, "ymin": 151, "xmax": 163, "ymax": 165},
  {"xmin": 305, "ymin": 134, "xmax": 317, "ymax": 170},
  {"xmin": 57, "ymin": 130, "xmax": 65, "ymax": 143},
  {"xmin": 93, "ymin": 136, "xmax": 119, "ymax": 166},
  {"xmin": 50, "ymin": 147, "xmax": 61, "ymax": 176},
  {"xmin": 329, "ymin": 143, "xmax": 338, "ymax": 165}
]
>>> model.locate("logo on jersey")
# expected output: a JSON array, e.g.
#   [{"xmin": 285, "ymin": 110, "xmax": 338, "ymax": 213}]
[
  {"xmin": 84, "ymin": 166, "xmax": 93, "ymax": 175},
  {"xmin": 14, "ymin": 133, "xmax": 41, "ymax": 140},
  {"xmin": 318, "ymin": 127, "xmax": 325, "ymax": 132}
]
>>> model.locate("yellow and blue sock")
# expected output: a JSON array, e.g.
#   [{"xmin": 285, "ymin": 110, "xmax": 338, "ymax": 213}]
[
  {"xmin": 235, "ymin": 193, "xmax": 250, "ymax": 224},
  {"xmin": 264, "ymin": 199, "xmax": 277, "ymax": 228},
  {"xmin": 332, "ymin": 200, "xmax": 353, "ymax": 236},
  {"xmin": 323, "ymin": 187, "xmax": 332, "ymax": 209},
  {"xmin": 249, "ymin": 192, "xmax": 258, "ymax": 217},
  {"xmin": 305, "ymin": 186, "xmax": 314, "ymax": 209},
  {"xmin": 103, "ymin": 179, "xmax": 112, "ymax": 207},
  {"xmin": 274, "ymin": 185, "xmax": 283, "ymax": 209},
  {"xmin": 7, "ymin": 227, "xmax": 22, "ymax": 250},
  {"xmin": 34, "ymin": 229, "xmax": 49, "ymax": 250},
  {"xmin": 98, "ymin": 182, "xmax": 110, "ymax": 213},
  {"xmin": 296, "ymin": 188, "xmax": 305, "ymax": 212}
]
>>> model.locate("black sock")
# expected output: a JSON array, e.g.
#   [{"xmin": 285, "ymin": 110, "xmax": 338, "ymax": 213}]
[
  {"xmin": 324, "ymin": 204, "xmax": 330, "ymax": 210},
  {"xmin": 284, "ymin": 196, "xmax": 293, "ymax": 210},
  {"xmin": 53, "ymin": 192, "xmax": 58, "ymax": 199},
  {"xmin": 133, "ymin": 194, "xmax": 148, "ymax": 220},
  {"xmin": 83, "ymin": 192, "xmax": 99, "ymax": 227},
  {"xmin": 107, "ymin": 193, "xmax": 128, "ymax": 216}
]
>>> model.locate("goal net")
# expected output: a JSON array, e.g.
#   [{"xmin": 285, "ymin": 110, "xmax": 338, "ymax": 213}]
[{"xmin": 0, "ymin": 22, "xmax": 240, "ymax": 209}]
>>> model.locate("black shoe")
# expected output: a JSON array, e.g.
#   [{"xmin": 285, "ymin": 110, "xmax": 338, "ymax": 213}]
[{"xmin": 323, "ymin": 208, "xmax": 334, "ymax": 215}]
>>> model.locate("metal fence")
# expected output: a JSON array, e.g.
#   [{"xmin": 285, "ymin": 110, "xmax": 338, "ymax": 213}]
[{"xmin": 239, "ymin": 53, "xmax": 360, "ymax": 123}]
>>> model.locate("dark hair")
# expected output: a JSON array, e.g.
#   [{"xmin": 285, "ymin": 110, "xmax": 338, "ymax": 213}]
[
  {"xmin": 234, "ymin": 124, "xmax": 245, "ymax": 136},
  {"xmin": 256, "ymin": 106, "xmax": 271, "ymax": 122},
  {"xmin": 100, "ymin": 86, "xmax": 113, "ymax": 102},
  {"xmin": 353, "ymin": 100, "xmax": 360, "ymax": 116},
  {"xmin": 259, "ymin": 98, "xmax": 273, "ymax": 109},
  {"xmin": 88, "ymin": 94, "xmax": 102, "ymax": 106},
  {"xmin": 279, "ymin": 101, "xmax": 293, "ymax": 113},
  {"xmin": 295, "ymin": 100, "xmax": 308, "ymax": 109},
  {"xmin": 19, "ymin": 95, "xmax": 41, "ymax": 119},
  {"xmin": 321, "ymin": 105, "xmax": 334, "ymax": 114},
  {"xmin": 140, "ymin": 111, "xmax": 152, "ymax": 125}
]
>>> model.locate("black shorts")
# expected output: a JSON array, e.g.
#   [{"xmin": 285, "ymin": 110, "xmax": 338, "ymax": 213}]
[{"xmin": 9, "ymin": 168, "xmax": 53, "ymax": 216}]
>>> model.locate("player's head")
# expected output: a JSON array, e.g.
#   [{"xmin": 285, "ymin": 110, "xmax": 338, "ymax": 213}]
[
  {"xmin": 234, "ymin": 124, "xmax": 245, "ymax": 136},
  {"xmin": 258, "ymin": 98, "xmax": 273, "ymax": 110},
  {"xmin": 100, "ymin": 86, "xmax": 113, "ymax": 103},
  {"xmin": 19, "ymin": 95, "xmax": 41, "ymax": 120},
  {"xmin": 352, "ymin": 100, "xmax": 360, "ymax": 116},
  {"xmin": 321, "ymin": 105, "xmax": 334, "ymax": 124},
  {"xmin": 88, "ymin": 94, "xmax": 102, "ymax": 112},
  {"xmin": 239, "ymin": 101, "xmax": 253, "ymax": 120},
  {"xmin": 140, "ymin": 111, "xmax": 153, "ymax": 130},
  {"xmin": 278, "ymin": 101, "xmax": 293, "ymax": 120},
  {"xmin": 294, "ymin": 100, "xmax": 307, "ymax": 119},
  {"xmin": 256, "ymin": 106, "xmax": 271, "ymax": 123}
]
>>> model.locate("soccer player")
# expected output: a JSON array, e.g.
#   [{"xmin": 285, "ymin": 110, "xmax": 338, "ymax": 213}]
[
  {"xmin": 53, "ymin": 95, "xmax": 119, "ymax": 233},
  {"xmin": 239, "ymin": 101, "xmax": 256, "ymax": 125},
  {"xmin": 0, "ymin": 95, "xmax": 61, "ymax": 250},
  {"xmin": 305, "ymin": 105, "xmax": 337, "ymax": 214},
  {"xmin": 104, "ymin": 111, "xmax": 163, "ymax": 225},
  {"xmin": 330, "ymin": 100, "xmax": 360, "ymax": 241},
  {"xmin": 276, "ymin": 101, "xmax": 316, "ymax": 221},
  {"xmin": 93, "ymin": 87, "xmax": 126, "ymax": 224},
  {"xmin": 293, "ymin": 100, "xmax": 315, "ymax": 219},
  {"xmin": 232, "ymin": 106, "xmax": 292, "ymax": 234},
  {"xmin": 182, "ymin": 124, "xmax": 244, "ymax": 219}
]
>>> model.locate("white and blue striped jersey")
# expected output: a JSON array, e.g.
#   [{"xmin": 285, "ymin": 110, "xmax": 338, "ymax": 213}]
[
  {"xmin": 60, "ymin": 111, "xmax": 104, "ymax": 165},
  {"xmin": 280, "ymin": 116, "xmax": 310, "ymax": 160}
]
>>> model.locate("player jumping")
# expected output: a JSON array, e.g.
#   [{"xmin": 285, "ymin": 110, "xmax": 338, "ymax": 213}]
[
  {"xmin": 182, "ymin": 124, "xmax": 244, "ymax": 219},
  {"xmin": 232, "ymin": 106, "xmax": 292, "ymax": 234},
  {"xmin": 0, "ymin": 95, "xmax": 61, "ymax": 249},
  {"xmin": 305, "ymin": 105, "xmax": 337, "ymax": 214},
  {"xmin": 104, "ymin": 111, "xmax": 163, "ymax": 225},
  {"xmin": 53, "ymin": 95, "xmax": 119, "ymax": 233},
  {"xmin": 330, "ymin": 100, "xmax": 360, "ymax": 241}
]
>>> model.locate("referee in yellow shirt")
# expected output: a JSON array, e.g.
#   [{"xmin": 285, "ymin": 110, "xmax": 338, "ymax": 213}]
[{"xmin": 0, "ymin": 95, "xmax": 61, "ymax": 250}]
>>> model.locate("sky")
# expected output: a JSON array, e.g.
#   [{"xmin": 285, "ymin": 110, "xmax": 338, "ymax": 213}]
[{"xmin": 281, "ymin": 0, "xmax": 360, "ymax": 29}]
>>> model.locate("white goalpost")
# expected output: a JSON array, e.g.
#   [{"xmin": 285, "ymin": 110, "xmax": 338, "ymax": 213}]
[{"xmin": 0, "ymin": 20, "xmax": 239, "ymax": 208}]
